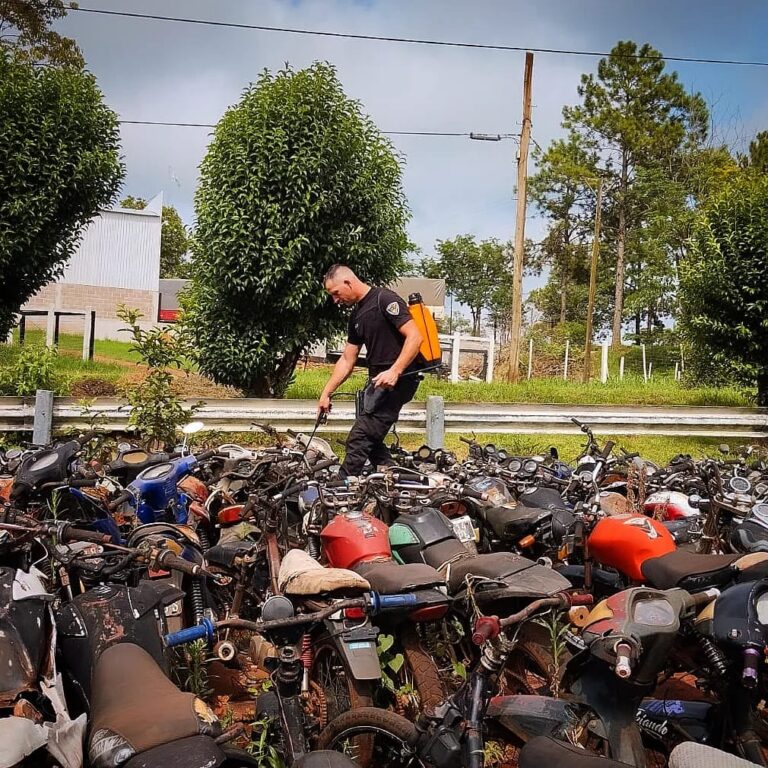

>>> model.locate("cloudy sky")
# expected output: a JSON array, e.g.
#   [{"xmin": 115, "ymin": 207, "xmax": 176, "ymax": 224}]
[{"xmin": 59, "ymin": 0, "xmax": 768, "ymax": 276}]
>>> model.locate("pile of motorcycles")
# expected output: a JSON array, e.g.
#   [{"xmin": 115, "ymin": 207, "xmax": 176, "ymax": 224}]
[{"xmin": 3, "ymin": 416, "xmax": 768, "ymax": 768}]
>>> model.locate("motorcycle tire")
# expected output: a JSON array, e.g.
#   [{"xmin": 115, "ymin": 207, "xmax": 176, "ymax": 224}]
[
  {"xmin": 400, "ymin": 626, "xmax": 445, "ymax": 713},
  {"xmin": 317, "ymin": 706, "xmax": 431, "ymax": 768}
]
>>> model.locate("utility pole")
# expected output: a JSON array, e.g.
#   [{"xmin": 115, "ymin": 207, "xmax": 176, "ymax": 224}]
[
  {"xmin": 582, "ymin": 179, "xmax": 603, "ymax": 383},
  {"xmin": 506, "ymin": 51, "xmax": 534, "ymax": 383}
]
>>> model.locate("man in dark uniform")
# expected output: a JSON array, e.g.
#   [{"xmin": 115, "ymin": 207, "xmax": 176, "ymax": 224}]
[{"xmin": 318, "ymin": 264, "xmax": 423, "ymax": 477}]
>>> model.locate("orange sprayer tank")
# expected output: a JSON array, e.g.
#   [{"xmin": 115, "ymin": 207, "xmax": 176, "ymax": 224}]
[
  {"xmin": 408, "ymin": 293, "xmax": 441, "ymax": 368},
  {"xmin": 587, "ymin": 514, "xmax": 675, "ymax": 582}
]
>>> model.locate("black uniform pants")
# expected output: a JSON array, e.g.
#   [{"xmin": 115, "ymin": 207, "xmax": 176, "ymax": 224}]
[{"xmin": 340, "ymin": 376, "xmax": 419, "ymax": 477}]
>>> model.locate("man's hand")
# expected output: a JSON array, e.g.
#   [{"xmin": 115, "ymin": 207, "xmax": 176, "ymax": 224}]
[
  {"xmin": 317, "ymin": 393, "xmax": 332, "ymax": 417},
  {"xmin": 372, "ymin": 367, "xmax": 400, "ymax": 389}
]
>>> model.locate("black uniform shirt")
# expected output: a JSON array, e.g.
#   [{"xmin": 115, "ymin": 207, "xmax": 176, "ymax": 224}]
[{"xmin": 347, "ymin": 288, "xmax": 419, "ymax": 375}]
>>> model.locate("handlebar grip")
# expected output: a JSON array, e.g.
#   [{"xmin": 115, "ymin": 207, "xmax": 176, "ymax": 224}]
[
  {"xmin": 273, "ymin": 480, "xmax": 305, "ymax": 501},
  {"xmin": 196, "ymin": 449, "xmax": 218, "ymax": 461},
  {"xmin": 743, "ymin": 647, "xmax": 761, "ymax": 689},
  {"xmin": 75, "ymin": 431, "xmax": 99, "ymax": 446},
  {"xmin": 459, "ymin": 437, "xmax": 472, "ymax": 445},
  {"xmin": 570, "ymin": 417, "xmax": 583, "ymax": 427},
  {"xmin": 63, "ymin": 527, "xmax": 112, "ymax": 544},
  {"xmin": 164, "ymin": 618, "xmax": 216, "ymax": 648},
  {"xmin": 614, "ymin": 642, "xmax": 633, "ymax": 679},
  {"xmin": 568, "ymin": 593, "xmax": 595, "ymax": 607},
  {"xmin": 369, "ymin": 592, "xmax": 418, "ymax": 614},
  {"xmin": 471, "ymin": 616, "xmax": 501, "ymax": 646},
  {"xmin": 684, "ymin": 587, "xmax": 720, "ymax": 612},
  {"xmin": 310, "ymin": 458, "xmax": 338, "ymax": 474},
  {"xmin": 155, "ymin": 552, "xmax": 204, "ymax": 577},
  {"xmin": 601, "ymin": 440, "xmax": 615, "ymax": 459},
  {"xmin": 69, "ymin": 477, "xmax": 99, "ymax": 488},
  {"xmin": 108, "ymin": 489, "xmax": 132, "ymax": 511},
  {"xmin": 461, "ymin": 486, "xmax": 488, "ymax": 501}
]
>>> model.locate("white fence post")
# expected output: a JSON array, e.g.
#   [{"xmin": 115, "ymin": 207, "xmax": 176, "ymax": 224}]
[
  {"xmin": 619, "ymin": 356, "xmax": 625, "ymax": 380},
  {"xmin": 486, "ymin": 334, "xmax": 495, "ymax": 383},
  {"xmin": 642, "ymin": 344, "xmax": 648, "ymax": 383},
  {"xmin": 563, "ymin": 340, "xmax": 570, "ymax": 381},
  {"xmin": 425, "ymin": 395, "xmax": 445, "ymax": 449},
  {"xmin": 450, "ymin": 331, "xmax": 461, "ymax": 384},
  {"xmin": 45, "ymin": 310, "xmax": 56, "ymax": 347},
  {"xmin": 674, "ymin": 362, "xmax": 679, "ymax": 381},
  {"xmin": 527, "ymin": 338, "xmax": 533, "ymax": 380},
  {"xmin": 648, "ymin": 362, "xmax": 653, "ymax": 380},
  {"xmin": 600, "ymin": 341, "xmax": 609, "ymax": 383}
]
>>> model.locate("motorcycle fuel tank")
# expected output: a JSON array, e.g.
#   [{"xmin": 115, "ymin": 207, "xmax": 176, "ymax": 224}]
[
  {"xmin": 644, "ymin": 491, "xmax": 700, "ymax": 521},
  {"xmin": 321, "ymin": 511, "xmax": 392, "ymax": 569},
  {"xmin": 588, "ymin": 515, "xmax": 675, "ymax": 582}
]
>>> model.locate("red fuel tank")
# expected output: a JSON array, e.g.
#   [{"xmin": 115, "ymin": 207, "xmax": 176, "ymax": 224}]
[
  {"xmin": 321, "ymin": 511, "xmax": 392, "ymax": 569},
  {"xmin": 587, "ymin": 514, "xmax": 675, "ymax": 582}
]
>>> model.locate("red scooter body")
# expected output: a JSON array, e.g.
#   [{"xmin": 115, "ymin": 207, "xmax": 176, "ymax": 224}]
[{"xmin": 321, "ymin": 511, "xmax": 393, "ymax": 569}]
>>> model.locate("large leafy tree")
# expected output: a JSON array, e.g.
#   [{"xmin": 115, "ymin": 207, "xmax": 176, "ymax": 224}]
[
  {"xmin": 679, "ymin": 174, "xmax": 768, "ymax": 404},
  {"xmin": 563, "ymin": 40, "xmax": 707, "ymax": 348},
  {"xmin": 120, "ymin": 196, "xmax": 191, "ymax": 278},
  {"xmin": 421, "ymin": 236, "xmax": 509, "ymax": 335},
  {"xmin": 186, "ymin": 63, "xmax": 410, "ymax": 396},
  {"xmin": 0, "ymin": 0, "xmax": 84, "ymax": 68},
  {"xmin": 741, "ymin": 130, "xmax": 768, "ymax": 173},
  {"xmin": 0, "ymin": 52, "xmax": 124, "ymax": 338}
]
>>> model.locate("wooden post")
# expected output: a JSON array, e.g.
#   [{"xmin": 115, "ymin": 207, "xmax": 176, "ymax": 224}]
[
  {"xmin": 600, "ymin": 340, "xmax": 609, "ymax": 383},
  {"xmin": 506, "ymin": 52, "xmax": 534, "ymax": 383},
  {"xmin": 642, "ymin": 344, "xmax": 648, "ymax": 383},
  {"xmin": 486, "ymin": 335, "xmax": 495, "ymax": 383},
  {"xmin": 425, "ymin": 396, "xmax": 445, "ymax": 449},
  {"xmin": 450, "ymin": 331, "xmax": 461, "ymax": 383},
  {"xmin": 82, "ymin": 309, "xmax": 95, "ymax": 362},
  {"xmin": 563, "ymin": 340, "xmax": 570, "ymax": 380},
  {"xmin": 527, "ymin": 337, "xmax": 533, "ymax": 380},
  {"xmin": 33, "ymin": 390, "xmax": 54, "ymax": 445},
  {"xmin": 680, "ymin": 345, "xmax": 685, "ymax": 373},
  {"xmin": 619, "ymin": 356, "xmax": 625, "ymax": 380},
  {"xmin": 582, "ymin": 179, "xmax": 603, "ymax": 383}
]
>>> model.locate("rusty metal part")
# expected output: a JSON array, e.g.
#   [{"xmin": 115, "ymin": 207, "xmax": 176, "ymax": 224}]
[{"xmin": 266, "ymin": 533, "xmax": 281, "ymax": 596}]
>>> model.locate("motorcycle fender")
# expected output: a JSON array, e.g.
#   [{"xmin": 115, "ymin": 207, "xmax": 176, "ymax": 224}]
[
  {"xmin": 487, "ymin": 694, "xmax": 583, "ymax": 742},
  {"xmin": 323, "ymin": 618, "xmax": 381, "ymax": 681}
]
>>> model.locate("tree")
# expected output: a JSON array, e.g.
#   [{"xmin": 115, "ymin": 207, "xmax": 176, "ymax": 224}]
[
  {"xmin": 0, "ymin": 0, "xmax": 84, "ymax": 68},
  {"xmin": 0, "ymin": 52, "xmax": 123, "ymax": 339},
  {"xmin": 679, "ymin": 174, "xmax": 768, "ymax": 404},
  {"xmin": 563, "ymin": 40, "xmax": 708, "ymax": 348},
  {"xmin": 120, "ymin": 196, "xmax": 191, "ymax": 278},
  {"xmin": 421, "ymin": 236, "xmax": 509, "ymax": 335},
  {"xmin": 740, "ymin": 130, "xmax": 768, "ymax": 173},
  {"xmin": 185, "ymin": 63, "xmax": 410, "ymax": 396}
]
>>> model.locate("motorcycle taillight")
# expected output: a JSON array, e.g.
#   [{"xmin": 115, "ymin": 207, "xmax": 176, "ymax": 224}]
[
  {"xmin": 410, "ymin": 604, "xmax": 448, "ymax": 622},
  {"xmin": 344, "ymin": 607, "xmax": 366, "ymax": 620}
]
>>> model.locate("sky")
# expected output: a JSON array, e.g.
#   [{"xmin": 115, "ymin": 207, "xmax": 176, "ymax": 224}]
[{"xmin": 57, "ymin": 0, "xmax": 768, "ymax": 291}]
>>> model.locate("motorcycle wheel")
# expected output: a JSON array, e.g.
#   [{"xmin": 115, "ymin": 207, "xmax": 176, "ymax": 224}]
[
  {"xmin": 399, "ymin": 626, "xmax": 445, "ymax": 714},
  {"xmin": 317, "ymin": 707, "xmax": 431, "ymax": 768},
  {"xmin": 500, "ymin": 624, "xmax": 564, "ymax": 696}
]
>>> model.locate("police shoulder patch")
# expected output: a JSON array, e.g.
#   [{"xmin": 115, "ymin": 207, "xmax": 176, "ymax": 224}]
[{"xmin": 386, "ymin": 302, "xmax": 400, "ymax": 316}]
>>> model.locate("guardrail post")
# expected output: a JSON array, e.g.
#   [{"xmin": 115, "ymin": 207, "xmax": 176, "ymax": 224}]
[
  {"xmin": 425, "ymin": 395, "xmax": 445, "ymax": 449},
  {"xmin": 450, "ymin": 332, "xmax": 460, "ymax": 383},
  {"xmin": 600, "ymin": 341, "xmax": 609, "ymax": 383},
  {"xmin": 33, "ymin": 389, "xmax": 54, "ymax": 445}
]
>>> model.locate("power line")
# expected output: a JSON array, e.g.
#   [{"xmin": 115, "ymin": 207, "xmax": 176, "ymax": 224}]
[
  {"xmin": 70, "ymin": 7, "xmax": 768, "ymax": 68},
  {"xmin": 117, "ymin": 120, "xmax": 518, "ymax": 138}
]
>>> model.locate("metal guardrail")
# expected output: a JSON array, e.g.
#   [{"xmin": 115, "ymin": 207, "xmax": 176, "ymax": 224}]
[{"xmin": 1, "ymin": 397, "xmax": 767, "ymax": 438}]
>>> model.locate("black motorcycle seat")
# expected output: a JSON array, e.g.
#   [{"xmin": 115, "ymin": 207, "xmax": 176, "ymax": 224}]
[
  {"xmin": 519, "ymin": 737, "xmax": 633, "ymax": 768},
  {"xmin": 206, "ymin": 540, "xmax": 257, "ymax": 568},
  {"xmin": 124, "ymin": 735, "xmax": 225, "ymax": 768},
  {"xmin": 483, "ymin": 504, "xmax": 549, "ymax": 540},
  {"xmin": 354, "ymin": 560, "xmax": 444, "ymax": 594},
  {"xmin": 292, "ymin": 752, "xmax": 360, "ymax": 768},
  {"xmin": 443, "ymin": 551, "xmax": 537, "ymax": 593},
  {"xmin": 640, "ymin": 550, "xmax": 741, "ymax": 591},
  {"xmin": 88, "ymin": 643, "xmax": 219, "ymax": 768}
]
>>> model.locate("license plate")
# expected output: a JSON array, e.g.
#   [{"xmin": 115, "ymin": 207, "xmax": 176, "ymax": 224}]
[{"xmin": 451, "ymin": 515, "xmax": 475, "ymax": 543}]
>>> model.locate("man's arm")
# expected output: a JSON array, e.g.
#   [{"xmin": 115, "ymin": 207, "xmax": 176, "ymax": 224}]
[
  {"xmin": 318, "ymin": 342, "xmax": 360, "ymax": 414},
  {"xmin": 372, "ymin": 319, "xmax": 423, "ymax": 389}
]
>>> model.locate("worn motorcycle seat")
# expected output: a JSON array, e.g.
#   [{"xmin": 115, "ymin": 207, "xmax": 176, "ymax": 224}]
[
  {"xmin": 124, "ymin": 735, "xmax": 225, "ymax": 768},
  {"xmin": 205, "ymin": 539, "xmax": 257, "ymax": 568},
  {"xmin": 354, "ymin": 560, "xmax": 444, "ymax": 594},
  {"xmin": 292, "ymin": 752, "xmax": 361, "ymax": 768},
  {"xmin": 88, "ymin": 643, "xmax": 219, "ymax": 768},
  {"xmin": 640, "ymin": 550, "xmax": 742, "ymax": 590},
  {"xmin": 443, "ymin": 551, "xmax": 552, "ymax": 594},
  {"xmin": 519, "ymin": 737, "xmax": 633, "ymax": 768},
  {"xmin": 278, "ymin": 549, "xmax": 370, "ymax": 595},
  {"xmin": 669, "ymin": 741, "xmax": 757, "ymax": 768}
]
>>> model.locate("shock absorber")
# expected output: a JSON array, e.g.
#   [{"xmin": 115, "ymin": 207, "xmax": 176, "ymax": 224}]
[
  {"xmin": 307, "ymin": 535, "xmax": 320, "ymax": 561},
  {"xmin": 300, "ymin": 633, "xmax": 313, "ymax": 694},
  {"xmin": 196, "ymin": 527, "xmax": 211, "ymax": 553},
  {"xmin": 698, "ymin": 635, "xmax": 729, "ymax": 676},
  {"xmin": 189, "ymin": 579, "xmax": 205, "ymax": 625}
]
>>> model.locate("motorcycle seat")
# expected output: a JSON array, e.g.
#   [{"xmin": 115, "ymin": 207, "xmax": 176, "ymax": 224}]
[
  {"xmin": 278, "ymin": 549, "xmax": 370, "ymax": 596},
  {"xmin": 205, "ymin": 539, "xmax": 257, "ymax": 568},
  {"xmin": 354, "ymin": 560, "xmax": 444, "ymax": 594},
  {"xmin": 124, "ymin": 735, "xmax": 225, "ymax": 768},
  {"xmin": 88, "ymin": 643, "xmax": 219, "ymax": 768},
  {"xmin": 640, "ymin": 550, "xmax": 742, "ymax": 590},
  {"xmin": 519, "ymin": 736, "xmax": 633, "ymax": 768},
  {"xmin": 669, "ymin": 741, "xmax": 757, "ymax": 768},
  {"xmin": 292, "ymin": 752, "xmax": 361, "ymax": 768}
]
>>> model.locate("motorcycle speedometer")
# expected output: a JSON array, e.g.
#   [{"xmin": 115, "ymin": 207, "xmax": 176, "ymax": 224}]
[
  {"xmin": 750, "ymin": 503, "xmax": 768, "ymax": 528},
  {"xmin": 757, "ymin": 592, "xmax": 768, "ymax": 625},
  {"xmin": 730, "ymin": 476, "xmax": 752, "ymax": 494},
  {"xmin": 507, "ymin": 459, "xmax": 522, "ymax": 473},
  {"xmin": 633, "ymin": 598, "xmax": 676, "ymax": 627},
  {"xmin": 30, "ymin": 453, "xmax": 59, "ymax": 472},
  {"xmin": 523, "ymin": 459, "xmax": 538, "ymax": 474},
  {"xmin": 140, "ymin": 462, "xmax": 174, "ymax": 480}
]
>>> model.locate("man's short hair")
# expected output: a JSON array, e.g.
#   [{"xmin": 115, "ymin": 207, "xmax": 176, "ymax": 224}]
[{"xmin": 323, "ymin": 264, "xmax": 354, "ymax": 284}]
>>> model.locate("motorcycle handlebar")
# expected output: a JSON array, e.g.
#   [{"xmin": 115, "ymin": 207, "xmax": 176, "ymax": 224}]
[
  {"xmin": 62, "ymin": 526, "xmax": 112, "ymax": 545},
  {"xmin": 108, "ymin": 489, "xmax": 133, "ymax": 511},
  {"xmin": 460, "ymin": 485, "xmax": 489, "ymax": 501},
  {"xmin": 75, "ymin": 431, "xmax": 100, "ymax": 446},
  {"xmin": 69, "ymin": 477, "xmax": 99, "ymax": 488},
  {"xmin": 683, "ymin": 587, "xmax": 720, "ymax": 613},
  {"xmin": 601, "ymin": 440, "xmax": 615, "ymax": 459},
  {"xmin": 499, "ymin": 591, "xmax": 593, "ymax": 630},
  {"xmin": 151, "ymin": 549, "xmax": 206, "ymax": 577},
  {"xmin": 614, "ymin": 642, "xmax": 633, "ymax": 679},
  {"xmin": 196, "ymin": 449, "xmax": 219, "ymax": 462},
  {"xmin": 309, "ymin": 458, "xmax": 338, "ymax": 474}
]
